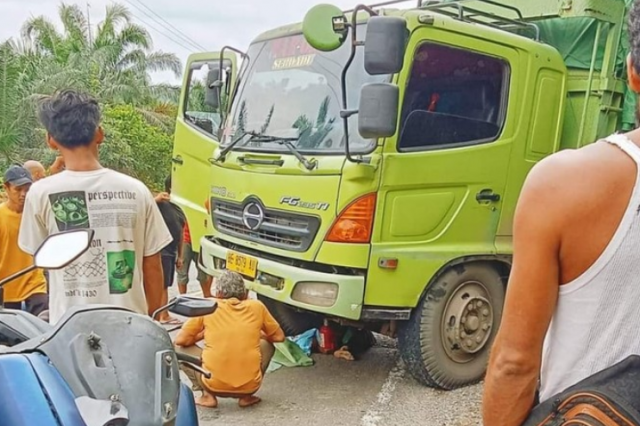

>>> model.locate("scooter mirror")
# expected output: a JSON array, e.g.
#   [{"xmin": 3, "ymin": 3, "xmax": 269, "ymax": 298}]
[
  {"xmin": 34, "ymin": 229, "xmax": 95, "ymax": 270},
  {"xmin": 169, "ymin": 296, "xmax": 218, "ymax": 318}
]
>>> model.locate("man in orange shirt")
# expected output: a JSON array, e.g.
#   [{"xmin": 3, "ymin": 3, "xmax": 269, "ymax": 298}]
[
  {"xmin": 0, "ymin": 165, "xmax": 48, "ymax": 315},
  {"xmin": 175, "ymin": 270, "xmax": 285, "ymax": 408}
]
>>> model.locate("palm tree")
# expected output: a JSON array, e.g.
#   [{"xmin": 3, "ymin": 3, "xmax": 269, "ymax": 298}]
[
  {"xmin": 21, "ymin": 3, "xmax": 181, "ymax": 108},
  {"xmin": 0, "ymin": 43, "xmax": 32, "ymax": 161},
  {"xmin": 0, "ymin": 41, "xmax": 62, "ymax": 162},
  {"xmin": 0, "ymin": 2, "xmax": 185, "ymax": 165}
]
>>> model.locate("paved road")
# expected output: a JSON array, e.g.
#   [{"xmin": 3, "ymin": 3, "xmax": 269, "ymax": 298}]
[
  {"xmin": 170, "ymin": 266, "xmax": 484, "ymax": 426},
  {"xmin": 192, "ymin": 341, "xmax": 484, "ymax": 426}
]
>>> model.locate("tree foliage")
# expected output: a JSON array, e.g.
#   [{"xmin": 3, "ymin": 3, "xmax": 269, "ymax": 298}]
[
  {"xmin": 0, "ymin": 2, "xmax": 182, "ymax": 188},
  {"xmin": 101, "ymin": 104, "xmax": 173, "ymax": 189}
]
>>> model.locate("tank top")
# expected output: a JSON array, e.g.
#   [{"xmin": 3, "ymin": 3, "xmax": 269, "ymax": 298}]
[{"xmin": 539, "ymin": 133, "xmax": 640, "ymax": 402}]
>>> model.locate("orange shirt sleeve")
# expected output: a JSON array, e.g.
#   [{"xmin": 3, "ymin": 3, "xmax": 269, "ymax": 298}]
[
  {"xmin": 261, "ymin": 303, "xmax": 285, "ymax": 343},
  {"xmin": 177, "ymin": 316, "xmax": 205, "ymax": 346}
]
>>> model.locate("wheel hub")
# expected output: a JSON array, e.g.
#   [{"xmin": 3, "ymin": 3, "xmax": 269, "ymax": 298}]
[
  {"xmin": 455, "ymin": 296, "xmax": 492, "ymax": 354},
  {"xmin": 442, "ymin": 281, "xmax": 495, "ymax": 363}
]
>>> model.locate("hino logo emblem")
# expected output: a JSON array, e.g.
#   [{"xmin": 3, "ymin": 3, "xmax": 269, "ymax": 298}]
[{"xmin": 242, "ymin": 202, "xmax": 265, "ymax": 231}]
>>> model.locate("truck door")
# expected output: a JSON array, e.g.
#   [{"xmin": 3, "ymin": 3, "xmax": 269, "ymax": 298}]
[
  {"xmin": 367, "ymin": 30, "xmax": 520, "ymax": 307},
  {"xmin": 172, "ymin": 52, "xmax": 238, "ymax": 251}
]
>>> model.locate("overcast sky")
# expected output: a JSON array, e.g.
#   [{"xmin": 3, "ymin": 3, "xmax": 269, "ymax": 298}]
[{"xmin": 0, "ymin": 0, "xmax": 369, "ymax": 84}]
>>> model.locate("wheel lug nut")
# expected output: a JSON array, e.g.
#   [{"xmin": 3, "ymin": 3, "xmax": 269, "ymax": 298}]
[{"xmin": 482, "ymin": 309, "xmax": 489, "ymax": 316}]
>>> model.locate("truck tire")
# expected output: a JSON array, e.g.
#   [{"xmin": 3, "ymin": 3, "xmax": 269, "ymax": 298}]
[
  {"xmin": 398, "ymin": 262, "xmax": 505, "ymax": 390},
  {"xmin": 258, "ymin": 296, "xmax": 323, "ymax": 336}
]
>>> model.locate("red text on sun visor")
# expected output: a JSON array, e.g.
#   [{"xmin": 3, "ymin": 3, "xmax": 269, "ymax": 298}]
[{"xmin": 268, "ymin": 34, "xmax": 316, "ymax": 60}]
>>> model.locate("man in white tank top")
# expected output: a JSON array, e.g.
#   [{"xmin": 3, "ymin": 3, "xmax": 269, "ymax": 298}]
[{"xmin": 482, "ymin": 2, "xmax": 640, "ymax": 425}]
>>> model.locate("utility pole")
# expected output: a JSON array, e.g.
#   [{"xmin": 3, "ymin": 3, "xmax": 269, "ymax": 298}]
[{"xmin": 87, "ymin": 2, "xmax": 92, "ymax": 45}]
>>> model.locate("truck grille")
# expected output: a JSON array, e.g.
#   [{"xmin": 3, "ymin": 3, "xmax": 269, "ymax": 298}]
[{"xmin": 211, "ymin": 198, "xmax": 321, "ymax": 252}]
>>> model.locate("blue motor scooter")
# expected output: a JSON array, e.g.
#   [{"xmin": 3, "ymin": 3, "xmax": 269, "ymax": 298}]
[{"xmin": 0, "ymin": 229, "xmax": 213, "ymax": 426}]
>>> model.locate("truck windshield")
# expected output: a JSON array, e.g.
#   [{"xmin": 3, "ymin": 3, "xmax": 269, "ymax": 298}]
[{"xmin": 221, "ymin": 27, "xmax": 388, "ymax": 155}]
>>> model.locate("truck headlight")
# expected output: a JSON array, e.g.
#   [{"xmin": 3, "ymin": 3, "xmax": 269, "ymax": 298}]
[{"xmin": 291, "ymin": 282, "xmax": 339, "ymax": 307}]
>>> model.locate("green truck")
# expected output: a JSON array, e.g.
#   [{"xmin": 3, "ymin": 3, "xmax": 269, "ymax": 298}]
[{"xmin": 171, "ymin": 0, "xmax": 636, "ymax": 389}]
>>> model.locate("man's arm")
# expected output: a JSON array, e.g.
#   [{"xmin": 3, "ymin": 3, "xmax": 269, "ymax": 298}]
[
  {"xmin": 155, "ymin": 192, "xmax": 170, "ymax": 203},
  {"xmin": 48, "ymin": 156, "xmax": 65, "ymax": 176},
  {"xmin": 260, "ymin": 303, "xmax": 286, "ymax": 343},
  {"xmin": 176, "ymin": 242, "xmax": 184, "ymax": 269},
  {"xmin": 175, "ymin": 317, "xmax": 205, "ymax": 347},
  {"xmin": 141, "ymin": 185, "xmax": 173, "ymax": 318},
  {"xmin": 143, "ymin": 253, "xmax": 164, "ymax": 318},
  {"xmin": 176, "ymin": 210, "xmax": 186, "ymax": 269},
  {"xmin": 482, "ymin": 155, "xmax": 568, "ymax": 426}
]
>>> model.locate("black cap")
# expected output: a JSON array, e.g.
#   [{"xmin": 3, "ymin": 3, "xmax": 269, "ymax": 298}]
[{"xmin": 4, "ymin": 165, "xmax": 33, "ymax": 187}]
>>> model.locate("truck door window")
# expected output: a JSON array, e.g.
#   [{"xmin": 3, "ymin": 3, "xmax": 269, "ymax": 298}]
[
  {"xmin": 398, "ymin": 42, "xmax": 509, "ymax": 151},
  {"xmin": 183, "ymin": 61, "xmax": 222, "ymax": 137}
]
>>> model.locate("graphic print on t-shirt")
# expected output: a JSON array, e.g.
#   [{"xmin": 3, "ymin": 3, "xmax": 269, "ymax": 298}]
[
  {"xmin": 107, "ymin": 250, "xmax": 135, "ymax": 294},
  {"xmin": 49, "ymin": 191, "xmax": 90, "ymax": 230},
  {"xmin": 64, "ymin": 247, "xmax": 106, "ymax": 278},
  {"xmin": 48, "ymin": 187, "xmax": 140, "ymax": 297}
]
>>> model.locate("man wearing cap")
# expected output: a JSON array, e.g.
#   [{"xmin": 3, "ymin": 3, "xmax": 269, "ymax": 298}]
[{"xmin": 0, "ymin": 165, "xmax": 48, "ymax": 315}]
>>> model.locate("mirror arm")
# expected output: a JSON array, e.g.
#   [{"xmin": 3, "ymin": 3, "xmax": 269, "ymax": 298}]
[
  {"xmin": 218, "ymin": 46, "xmax": 249, "ymax": 123},
  {"xmin": 178, "ymin": 361, "xmax": 212, "ymax": 379},
  {"xmin": 0, "ymin": 265, "xmax": 36, "ymax": 291},
  {"xmin": 340, "ymin": 5, "xmax": 379, "ymax": 164},
  {"xmin": 340, "ymin": 109, "xmax": 359, "ymax": 119},
  {"xmin": 151, "ymin": 297, "xmax": 178, "ymax": 321},
  {"xmin": 353, "ymin": 4, "xmax": 379, "ymax": 17},
  {"xmin": 0, "ymin": 265, "xmax": 36, "ymax": 308}
]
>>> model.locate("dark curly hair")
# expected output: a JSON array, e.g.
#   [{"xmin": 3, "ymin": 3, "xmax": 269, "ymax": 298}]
[{"xmin": 37, "ymin": 89, "xmax": 101, "ymax": 149}]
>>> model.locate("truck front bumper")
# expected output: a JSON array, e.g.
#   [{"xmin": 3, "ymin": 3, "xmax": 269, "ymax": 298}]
[{"xmin": 198, "ymin": 237, "xmax": 365, "ymax": 320}]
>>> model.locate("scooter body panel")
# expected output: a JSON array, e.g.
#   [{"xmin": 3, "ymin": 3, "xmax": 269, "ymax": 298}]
[
  {"xmin": 177, "ymin": 382, "xmax": 199, "ymax": 426},
  {"xmin": 28, "ymin": 352, "xmax": 87, "ymax": 426},
  {"xmin": 0, "ymin": 353, "xmax": 79, "ymax": 426},
  {"xmin": 0, "ymin": 308, "xmax": 51, "ymax": 345}
]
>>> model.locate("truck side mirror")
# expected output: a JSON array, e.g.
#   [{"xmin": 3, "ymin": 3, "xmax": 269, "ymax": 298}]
[
  {"xmin": 358, "ymin": 83, "xmax": 399, "ymax": 139},
  {"xmin": 364, "ymin": 16, "xmax": 408, "ymax": 75},
  {"xmin": 302, "ymin": 3, "xmax": 349, "ymax": 52},
  {"xmin": 205, "ymin": 68, "xmax": 222, "ymax": 110}
]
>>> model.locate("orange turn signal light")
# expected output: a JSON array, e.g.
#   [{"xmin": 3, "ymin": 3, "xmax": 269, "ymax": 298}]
[
  {"xmin": 204, "ymin": 198, "xmax": 211, "ymax": 214},
  {"xmin": 326, "ymin": 193, "xmax": 376, "ymax": 244}
]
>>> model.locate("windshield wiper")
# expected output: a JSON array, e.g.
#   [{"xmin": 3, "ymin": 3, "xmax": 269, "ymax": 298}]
[
  {"xmin": 213, "ymin": 132, "xmax": 251, "ymax": 162},
  {"xmin": 249, "ymin": 132, "xmax": 317, "ymax": 171},
  {"xmin": 214, "ymin": 131, "xmax": 317, "ymax": 171}
]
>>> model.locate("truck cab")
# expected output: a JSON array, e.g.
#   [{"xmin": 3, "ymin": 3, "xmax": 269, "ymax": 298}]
[{"xmin": 172, "ymin": 0, "xmax": 634, "ymax": 389}]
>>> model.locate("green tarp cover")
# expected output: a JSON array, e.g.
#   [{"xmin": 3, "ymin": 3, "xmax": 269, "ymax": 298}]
[
  {"xmin": 266, "ymin": 339, "xmax": 314, "ymax": 373},
  {"xmin": 535, "ymin": 1, "xmax": 636, "ymax": 127}
]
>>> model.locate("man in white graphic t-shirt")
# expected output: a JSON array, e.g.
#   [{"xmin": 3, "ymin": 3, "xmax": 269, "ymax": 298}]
[{"xmin": 18, "ymin": 89, "xmax": 173, "ymax": 324}]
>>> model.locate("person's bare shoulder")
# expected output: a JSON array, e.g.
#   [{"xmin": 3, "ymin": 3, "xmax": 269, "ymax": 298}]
[
  {"xmin": 528, "ymin": 141, "xmax": 631, "ymax": 200},
  {"xmin": 517, "ymin": 143, "xmax": 614, "ymax": 230}
]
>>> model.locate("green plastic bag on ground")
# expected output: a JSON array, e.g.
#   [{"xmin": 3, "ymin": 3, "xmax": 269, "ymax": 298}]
[{"xmin": 267, "ymin": 339, "xmax": 314, "ymax": 373}]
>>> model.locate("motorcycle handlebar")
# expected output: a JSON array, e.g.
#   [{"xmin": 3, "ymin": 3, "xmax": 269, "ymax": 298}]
[
  {"xmin": 175, "ymin": 352, "xmax": 211, "ymax": 379},
  {"xmin": 176, "ymin": 352, "xmax": 201, "ymax": 367}
]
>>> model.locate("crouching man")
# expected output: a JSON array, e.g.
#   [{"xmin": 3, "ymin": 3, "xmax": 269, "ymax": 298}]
[{"xmin": 174, "ymin": 270, "xmax": 285, "ymax": 408}]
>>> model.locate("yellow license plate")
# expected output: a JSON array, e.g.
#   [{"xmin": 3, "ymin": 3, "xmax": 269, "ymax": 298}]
[{"xmin": 225, "ymin": 251, "xmax": 258, "ymax": 279}]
